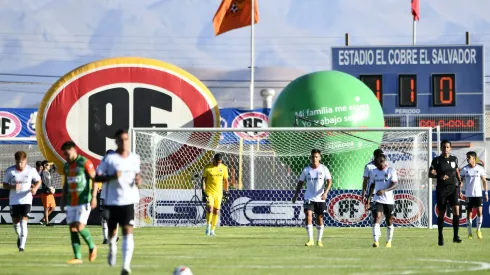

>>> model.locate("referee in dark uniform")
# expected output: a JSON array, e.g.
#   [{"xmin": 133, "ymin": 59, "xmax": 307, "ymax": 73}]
[{"xmin": 429, "ymin": 140, "xmax": 463, "ymax": 246}]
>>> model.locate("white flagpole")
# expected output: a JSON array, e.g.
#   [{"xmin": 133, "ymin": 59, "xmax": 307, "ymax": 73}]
[
  {"xmin": 249, "ymin": 0, "xmax": 255, "ymax": 190},
  {"xmin": 250, "ymin": 0, "xmax": 255, "ymax": 110},
  {"xmin": 412, "ymin": 19, "xmax": 417, "ymax": 45}
]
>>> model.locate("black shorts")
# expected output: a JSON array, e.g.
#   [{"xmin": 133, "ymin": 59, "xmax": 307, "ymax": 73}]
[
  {"xmin": 10, "ymin": 204, "xmax": 31, "ymax": 217},
  {"xmin": 436, "ymin": 188, "xmax": 459, "ymax": 209},
  {"xmin": 372, "ymin": 202, "xmax": 395, "ymax": 218},
  {"xmin": 304, "ymin": 200, "xmax": 326, "ymax": 215},
  {"xmin": 466, "ymin": 197, "xmax": 483, "ymax": 209},
  {"xmin": 105, "ymin": 204, "xmax": 135, "ymax": 228}
]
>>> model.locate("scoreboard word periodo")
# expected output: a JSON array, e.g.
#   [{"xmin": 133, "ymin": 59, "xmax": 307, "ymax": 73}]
[{"xmin": 331, "ymin": 45, "xmax": 484, "ymax": 141}]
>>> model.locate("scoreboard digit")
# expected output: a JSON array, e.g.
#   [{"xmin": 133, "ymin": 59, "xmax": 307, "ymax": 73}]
[
  {"xmin": 360, "ymin": 75, "xmax": 383, "ymax": 105},
  {"xmin": 432, "ymin": 74, "xmax": 456, "ymax": 106},
  {"xmin": 331, "ymin": 45, "xmax": 484, "ymax": 141},
  {"xmin": 398, "ymin": 75, "xmax": 417, "ymax": 107}
]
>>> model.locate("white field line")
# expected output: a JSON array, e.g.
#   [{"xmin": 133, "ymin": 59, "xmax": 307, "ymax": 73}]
[{"xmin": 0, "ymin": 257, "xmax": 488, "ymax": 274}]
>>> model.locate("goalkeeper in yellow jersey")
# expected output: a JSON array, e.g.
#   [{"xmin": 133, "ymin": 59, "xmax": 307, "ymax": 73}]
[{"xmin": 202, "ymin": 153, "xmax": 229, "ymax": 236}]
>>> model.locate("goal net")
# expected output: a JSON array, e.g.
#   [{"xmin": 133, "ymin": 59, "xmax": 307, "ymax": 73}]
[{"xmin": 132, "ymin": 127, "xmax": 433, "ymax": 228}]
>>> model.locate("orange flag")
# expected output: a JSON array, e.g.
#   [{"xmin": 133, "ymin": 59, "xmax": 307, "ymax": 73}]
[{"xmin": 213, "ymin": 0, "xmax": 259, "ymax": 36}]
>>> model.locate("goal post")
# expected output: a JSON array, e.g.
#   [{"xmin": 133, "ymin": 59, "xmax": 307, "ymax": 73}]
[{"xmin": 131, "ymin": 127, "xmax": 434, "ymax": 228}]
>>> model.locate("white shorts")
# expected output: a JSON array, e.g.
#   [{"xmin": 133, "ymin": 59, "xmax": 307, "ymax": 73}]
[{"xmin": 66, "ymin": 203, "xmax": 91, "ymax": 225}]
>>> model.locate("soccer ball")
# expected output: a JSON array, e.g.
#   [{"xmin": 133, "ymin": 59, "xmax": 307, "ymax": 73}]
[{"xmin": 173, "ymin": 266, "xmax": 193, "ymax": 275}]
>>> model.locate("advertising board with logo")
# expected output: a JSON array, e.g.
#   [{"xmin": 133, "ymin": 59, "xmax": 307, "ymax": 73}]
[
  {"xmin": 0, "ymin": 189, "xmax": 101, "ymax": 225},
  {"xmin": 0, "ymin": 108, "xmax": 272, "ymax": 145},
  {"xmin": 432, "ymin": 192, "xmax": 487, "ymax": 227},
  {"xmin": 0, "ymin": 109, "xmax": 37, "ymax": 140},
  {"xmin": 1, "ymin": 189, "xmax": 488, "ymax": 228},
  {"xmin": 135, "ymin": 189, "xmax": 484, "ymax": 228},
  {"xmin": 219, "ymin": 108, "xmax": 270, "ymax": 144}
]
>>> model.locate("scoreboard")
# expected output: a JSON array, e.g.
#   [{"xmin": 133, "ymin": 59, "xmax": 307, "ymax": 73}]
[{"xmin": 331, "ymin": 45, "xmax": 484, "ymax": 141}]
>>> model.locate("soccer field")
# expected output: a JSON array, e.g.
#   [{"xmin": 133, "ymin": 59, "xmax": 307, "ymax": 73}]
[{"xmin": 0, "ymin": 225, "xmax": 489, "ymax": 275}]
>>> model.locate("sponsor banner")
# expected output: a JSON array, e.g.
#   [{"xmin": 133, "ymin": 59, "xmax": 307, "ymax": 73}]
[
  {"xmin": 137, "ymin": 190, "xmax": 207, "ymax": 227},
  {"xmin": 137, "ymin": 189, "xmax": 465, "ymax": 227},
  {"xmin": 0, "ymin": 189, "xmax": 101, "ymax": 225},
  {"xmin": 0, "ymin": 108, "xmax": 272, "ymax": 145},
  {"xmin": 3, "ymin": 188, "xmax": 487, "ymax": 228},
  {"xmin": 219, "ymin": 108, "xmax": 270, "ymax": 144},
  {"xmin": 0, "ymin": 108, "xmax": 37, "ymax": 141},
  {"xmin": 432, "ymin": 192, "xmax": 490, "ymax": 227}
]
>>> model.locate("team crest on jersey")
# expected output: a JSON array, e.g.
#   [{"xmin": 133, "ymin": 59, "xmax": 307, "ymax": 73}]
[{"xmin": 451, "ymin": 162, "xmax": 456, "ymax": 168}]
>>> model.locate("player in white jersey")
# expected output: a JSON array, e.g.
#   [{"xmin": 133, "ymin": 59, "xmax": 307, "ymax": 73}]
[
  {"xmin": 369, "ymin": 154, "xmax": 398, "ymax": 248},
  {"xmin": 460, "ymin": 151, "xmax": 488, "ymax": 239},
  {"xmin": 98, "ymin": 149, "xmax": 116, "ymax": 244},
  {"xmin": 96, "ymin": 129, "xmax": 142, "ymax": 275},
  {"xmin": 292, "ymin": 149, "xmax": 332, "ymax": 247},
  {"xmin": 2, "ymin": 151, "xmax": 41, "ymax": 252},
  {"xmin": 362, "ymin": 149, "xmax": 384, "ymax": 224}
]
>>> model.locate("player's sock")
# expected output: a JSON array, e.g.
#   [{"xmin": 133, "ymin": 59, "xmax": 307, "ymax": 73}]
[
  {"xmin": 206, "ymin": 212, "xmax": 212, "ymax": 224},
  {"xmin": 70, "ymin": 231, "xmax": 82, "ymax": 259},
  {"xmin": 372, "ymin": 223, "xmax": 381, "ymax": 242},
  {"xmin": 316, "ymin": 225, "xmax": 324, "ymax": 242},
  {"xmin": 122, "ymin": 234, "xmax": 134, "ymax": 271},
  {"xmin": 437, "ymin": 216, "xmax": 444, "ymax": 236},
  {"xmin": 13, "ymin": 222, "xmax": 21, "ymax": 238},
  {"xmin": 211, "ymin": 213, "xmax": 219, "ymax": 231},
  {"xmin": 13, "ymin": 222, "xmax": 21, "ymax": 248},
  {"xmin": 452, "ymin": 214, "xmax": 460, "ymax": 237},
  {"xmin": 108, "ymin": 235, "xmax": 117, "ymax": 266},
  {"xmin": 306, "ymin": 224, "xmax": 313, "ymax": 240},
  {"xmin": 386, "ymin": 225, "xmax": 394, "ymax": 242},
  {"xmin": 79, "ymin": 228, "xmax": 95, "ymax": 250},
  {"xmin": 102, "ymin": 219, "xmax": 108, "ymax": 240},
  {"xmin": 477, "ymin": 215, "xmax": 483, "ymax": 231},
  {"xmin": 20, "ymin": 220, "xmax": 28, "ymax": 249},
  {"xmin": 467, "ymin": 217, "xmax": 472, "ymax": 235}
]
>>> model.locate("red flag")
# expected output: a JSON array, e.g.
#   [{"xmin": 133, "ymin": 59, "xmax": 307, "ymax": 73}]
[
  {"xmin": 213, "ymin": 0, "xmax": 259, "ymax": 36},
  {"xmin": 411, "ymin": 0, "xmax": 420, "ymax": 21}
]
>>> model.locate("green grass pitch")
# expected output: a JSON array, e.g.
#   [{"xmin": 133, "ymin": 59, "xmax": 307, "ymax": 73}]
[{"xmin": 0, "ymin": 225, "xmax": 489, "ymax": 275}]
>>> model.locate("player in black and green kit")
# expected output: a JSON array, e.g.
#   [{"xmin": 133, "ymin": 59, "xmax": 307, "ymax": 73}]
[{"xmin": 61, "ymin": 141, "xmax": 115, "ymax": 264}]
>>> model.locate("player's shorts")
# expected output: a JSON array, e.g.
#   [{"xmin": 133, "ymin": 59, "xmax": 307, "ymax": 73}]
[
  {"xmin": 372, "ymin": 202, "xmax": 395, "ymax": 218},
  {"xmin": 436, "ymin": 187, "xmax": 459, "ymax": 210},
  {"xmin": 205, "ymin": 193, "xmax": 223, "ymax": 210},
  {"xmin": 66, "ymin": 203, "xmax": 91, "ymax": 225},
  {"xmin": 41, "ymin": 193, "xmax": 56, "ymax": 208},
  {"xmin": 10, "ymin": 204, "xmax": 31, "ymax": 217},
  {"xmin": 466, "ymin": 197, "xmax": 483, "ymax": 209},
  {"xmin": 105, "ymin": 204, "xmax": 135, "ymax": 228},
  {"xmin": 303, "ymin": 200, "xmax": 326, "ymax": 215}
]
